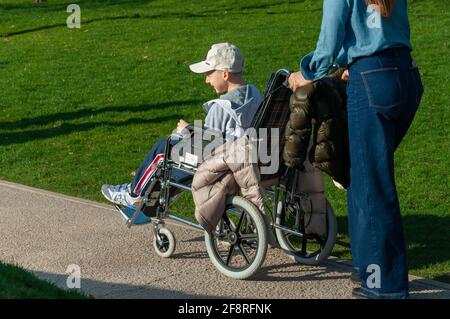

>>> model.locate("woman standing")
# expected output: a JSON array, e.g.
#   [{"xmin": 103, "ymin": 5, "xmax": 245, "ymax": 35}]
[{"xmin": 289, "ymin": 0, "xmax": 423, "ymax": 299}]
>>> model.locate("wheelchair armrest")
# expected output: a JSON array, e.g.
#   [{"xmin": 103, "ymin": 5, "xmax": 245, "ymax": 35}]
[
  {"xmin": 185, "ymin": 124, "xmax": 227, "ymax": 140},
  {"xmin": 169, "ymin": 124, "xmax": 221, "ymax": 142},
  {"xmin": 169, "ymin": 124, "xmax": 227, "ymax": 168}
]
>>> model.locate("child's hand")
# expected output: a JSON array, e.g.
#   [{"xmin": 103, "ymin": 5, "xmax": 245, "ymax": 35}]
[{"xmin": 176, "ymin": 119, "xmax": 190, "ymax": 133}]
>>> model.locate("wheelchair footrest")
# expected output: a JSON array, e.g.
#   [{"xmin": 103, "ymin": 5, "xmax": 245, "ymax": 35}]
[{"xmin": 115, "ymin": 204, "xmax": 152, "ymax": 226}]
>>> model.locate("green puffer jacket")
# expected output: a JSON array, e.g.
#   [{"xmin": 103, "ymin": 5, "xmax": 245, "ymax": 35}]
[{"xmin": 283, "ymin": 72, "xmax": 350, "ymax": 188}]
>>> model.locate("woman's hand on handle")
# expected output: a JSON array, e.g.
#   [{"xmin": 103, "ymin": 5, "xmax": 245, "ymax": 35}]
[
  {"xmin": 288, "ymin": 71, "xmax": 313, "ymax": 92},
  {"xmin": 341, "ymin": 69, "xmax": 349, "ymax": 80}
]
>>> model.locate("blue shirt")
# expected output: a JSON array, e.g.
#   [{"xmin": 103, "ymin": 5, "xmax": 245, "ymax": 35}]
[{"xmin": 301, "ymin": 0, "xmax": 412, "ymax": 81}]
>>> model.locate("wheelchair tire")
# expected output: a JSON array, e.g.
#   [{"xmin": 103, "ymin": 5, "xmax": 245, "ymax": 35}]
[
  {"xmin": 275, "ymin": 200, "xmax": 337, "ymax": 265},
  {"xmin": 153, "ymin": 227, "xmax": 176, "ymax": 258},
  {"xmin": 204, "ymin": 196, "xmax": 268, "ymax": 280}
]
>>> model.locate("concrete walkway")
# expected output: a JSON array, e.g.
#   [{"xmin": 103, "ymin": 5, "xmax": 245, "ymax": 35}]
[{"xmin": 0, "ymin": 180, "xmax": 448, "ymax": 299}]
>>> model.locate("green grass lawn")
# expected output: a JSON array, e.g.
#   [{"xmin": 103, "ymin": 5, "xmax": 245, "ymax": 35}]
[{"xmin": 0, "ymin": 0, "xmax": 449, "ymax": 289}]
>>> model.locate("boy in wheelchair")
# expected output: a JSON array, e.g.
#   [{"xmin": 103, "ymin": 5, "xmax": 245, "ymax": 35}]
[
  {"xmin": 101, "ymin": 43, "xmax": 263, "ymax": 211},
  {"xmin": 99, "ymin": 59, "xmax": 345, "ymax": 278}
]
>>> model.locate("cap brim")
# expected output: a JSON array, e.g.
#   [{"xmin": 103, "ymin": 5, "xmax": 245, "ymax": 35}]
[{"xmin": 189, "ymin": 61, "xmax": 215, "ymax": 73}]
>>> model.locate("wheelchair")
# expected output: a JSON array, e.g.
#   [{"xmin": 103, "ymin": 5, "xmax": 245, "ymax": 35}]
[{"xmin": 114, "ymin": 69, "xmax": 338, "ymax": 280}]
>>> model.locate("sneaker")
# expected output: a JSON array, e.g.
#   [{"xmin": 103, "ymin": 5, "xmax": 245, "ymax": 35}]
[{"xmin": 101, "ymin": 183, "xmax": 140, "ymax": 208}]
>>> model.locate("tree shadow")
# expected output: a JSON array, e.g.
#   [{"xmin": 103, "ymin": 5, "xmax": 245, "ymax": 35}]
[
  {"xmin": 255, "ymin": 256, "xmax": 450, "ymax": 298},
  {"xmin": 334, "ymin": 215, "xmax": 450, "ymax": 283},
  {"xmin": 28, "ymin": 264, "xmax": 450, "ymax": 299},
  {"xmin": 0, "ymin": 115, "xmax": 179, "ymax": 147},
  {"xmin": 1, "ymin": 0, "xmax": 308, "ymax": 12},
  {"xmin": 1, "ymin": 0, "xmax": 316, "ymax": 38},
  {"xmin": 180, "ymin": 235, "xmax": 204, "ymax": 243},
  {"xmin": 1, "ymin": 0, "xmax": 155, "ymax": 38},
  {"xmin": 0, "ymin": 0, "xmax": 155, "ymax": 12},
  {"xmin": 31, "ymin": 270, "xmax": 224, "ymax": 299},
  {"xmin": 403, "ymin": 215, "xmax": 450, "ymax": 283},
  {"xmin": 255, "ymin": 261, "xmax": 350, "ymax": 283},
  {"xmin": 0, "ymin": 99, "xmax": 201, "ymax": 131},
  {"xmin": 171, "ymin": 251, "xmax": 209, "ymax": 260}
]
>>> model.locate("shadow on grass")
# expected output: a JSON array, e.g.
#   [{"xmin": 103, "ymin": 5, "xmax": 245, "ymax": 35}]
[
  {"xmin": 0, "ymin": 0, "xmax": 155, "ymax": 12},
  {"xmin": 334, "ymin": 215, "xmax": 450, "ymax": 283},
  {"xmin": 2, "ymin": 15, "xmax": 152, "ymax": 37},
  {"xmin": 0, "ymin": 99, "xmax": 202, "ymax": 131},
  {"xmin": 0, "ymin": 114, "xmax": 179, "ymax": 146},
  {"xmin": 1, "ymin": 0, "xmax": 317, "ymax": 37},
  {"xmin": 0, "ymin": 263, "xmax": 86, "ymax": 299},
  {"xmin": 0, "ymin": 0, "xmax": 307, "ymax": 12}
]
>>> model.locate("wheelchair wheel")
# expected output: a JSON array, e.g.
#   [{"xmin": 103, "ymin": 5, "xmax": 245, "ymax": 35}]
[
  {"xmin": 204, "ymin": 196, "xmax": 268, "ymax": 280},
  {"xmin": 153, "ymin": 227, "xmax": 176, "ymax": 258},
  {"xmin": 275, "ymin": 200, "xmax": 337, "ymax": 265}
]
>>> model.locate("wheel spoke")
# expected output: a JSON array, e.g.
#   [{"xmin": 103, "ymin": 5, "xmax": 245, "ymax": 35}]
[
  {"xmin": 225, "ymin": 244, "xmax": 235, "ymax": 266},
  {"xmin": 236, "ymin": 211, "xmax": 245, "ymax": 232},
  {"xmin": 223, "ymin": 214, "xmax": 235, "ymax": 232},
  {"xmin": 240, "ymin": 234, "xmax": 258, "ymax": 241},
  {"xmin": 238, "ymin": 244, "xmax": 251, "ymax": 265},
  {"xmin": 240, "ymin": 233, "xmax": 258, "ymax": 249},
  {"xmin": 217, "ymin": 220, "xmax": 225, "ymax": 233},
  {"xmin": 301, "ymin": 236, "xmax": 307, "ymax": 255}
]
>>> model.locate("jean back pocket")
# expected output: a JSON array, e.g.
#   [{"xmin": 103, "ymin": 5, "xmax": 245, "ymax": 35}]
[{"xmin": 361, "ymin": 67, "xmax": 403, "ymax": 119}]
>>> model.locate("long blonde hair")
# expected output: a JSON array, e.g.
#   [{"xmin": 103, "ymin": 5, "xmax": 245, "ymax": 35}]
[{"xmin": 366, "ymin": 0, "xmax": 397, "ymax": 17}]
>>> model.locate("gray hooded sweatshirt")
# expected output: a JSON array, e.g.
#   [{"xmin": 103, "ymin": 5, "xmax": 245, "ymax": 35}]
[{"xmin": 203, "ymin": 84, "xmax": 263, "ymax": 140}]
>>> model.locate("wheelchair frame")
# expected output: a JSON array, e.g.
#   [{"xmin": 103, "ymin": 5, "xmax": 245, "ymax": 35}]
[{"xmin": 117, "ymin": 69, "xmax": 338, "ymax": 279}]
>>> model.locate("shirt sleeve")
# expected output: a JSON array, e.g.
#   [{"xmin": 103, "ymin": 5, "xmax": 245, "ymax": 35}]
[
  {"xmin": 300, "ymin": 0, "xmax": 351, "ymax": 81},
  {"xmin": 336, "ymin": 46, "xmax": 348, "ymax": 67}
]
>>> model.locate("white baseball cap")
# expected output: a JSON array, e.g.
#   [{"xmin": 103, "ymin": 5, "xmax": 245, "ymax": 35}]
[{"xmin": 189, "ymin": 43, "xmax": 244, "ymax": 74}]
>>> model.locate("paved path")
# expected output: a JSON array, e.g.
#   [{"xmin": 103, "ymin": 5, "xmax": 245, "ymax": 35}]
[{"xmin": 0, "ymin": 180, "xmax": 448, "ymax": 299}]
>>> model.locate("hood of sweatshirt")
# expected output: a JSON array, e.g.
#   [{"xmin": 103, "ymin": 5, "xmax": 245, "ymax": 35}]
[{"xmin": 203, "ymin": 84, "xmax": 263, "ymax": 130}]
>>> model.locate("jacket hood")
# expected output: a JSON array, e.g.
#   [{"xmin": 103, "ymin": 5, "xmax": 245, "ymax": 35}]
[{"xmin": 203, "ymin": 84, "xmax": 263, "ymax": 129}]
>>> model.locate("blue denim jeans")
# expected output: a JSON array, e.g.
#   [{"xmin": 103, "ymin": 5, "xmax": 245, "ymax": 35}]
[
  {"xmin": 346, "ymin": 48, "xmax": 424, "ymax": 299},
  {"xmin": 130, "ymin": 137, "xmax": 191, "ymax": 197}
]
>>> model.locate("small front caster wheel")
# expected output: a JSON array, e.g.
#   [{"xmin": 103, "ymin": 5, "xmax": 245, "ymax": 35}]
[{"xmin": 153, "ymin": 227, "xmax": 176, "ymax": 258}]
